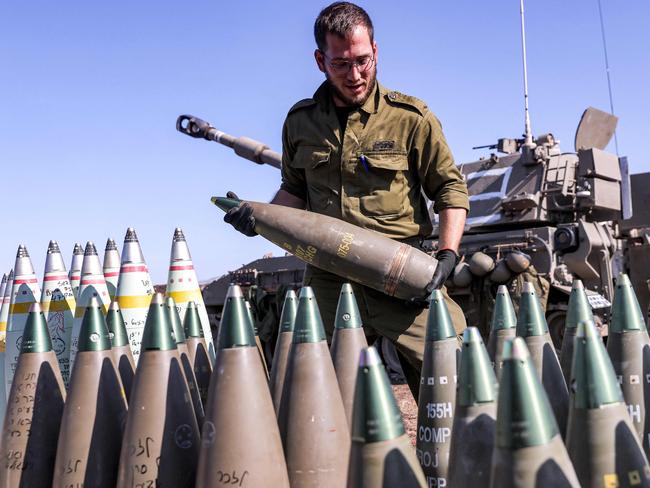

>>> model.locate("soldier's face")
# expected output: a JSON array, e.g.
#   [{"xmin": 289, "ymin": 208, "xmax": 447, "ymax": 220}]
[{"xmin": 315, "ymin": 25, "xmax": 377, "ymax": 107}]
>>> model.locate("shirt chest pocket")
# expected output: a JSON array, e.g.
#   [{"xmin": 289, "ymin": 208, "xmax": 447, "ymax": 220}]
[
  {"xmin": 356, "ymin": 152, "xmax": 410, "ymax": 217},
  {"xmin": 291, "ymin": 145, "xmax": 335, "ymax": 210}
]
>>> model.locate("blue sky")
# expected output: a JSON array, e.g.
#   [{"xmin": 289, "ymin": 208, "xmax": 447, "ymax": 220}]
[{"xmin": 1, "ymin": 0, "xmax": 648, "ymax": 284}]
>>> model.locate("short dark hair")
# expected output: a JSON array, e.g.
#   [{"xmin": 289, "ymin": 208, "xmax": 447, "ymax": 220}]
[{"xmin": 314, "ymin": 2, "xmax": 374, "ymax": 53}]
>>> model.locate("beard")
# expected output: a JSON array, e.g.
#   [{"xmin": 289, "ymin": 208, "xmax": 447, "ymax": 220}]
[{"xmin": 326, "ymin": 65, "xmax": 377, "ymax": 108}]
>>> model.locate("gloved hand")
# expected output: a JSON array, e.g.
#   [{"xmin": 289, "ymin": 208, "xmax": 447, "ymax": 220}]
[
  {"xmin": 223, "ymin": 191, "xmax": 257, "ymax": 237},
  {"xmin": 428, "ymin": 249, "xmax": 459, "ymax": 291},
  {"xmin": 409, "ymin": 249, "xmax": 459, "ymax": 307}
]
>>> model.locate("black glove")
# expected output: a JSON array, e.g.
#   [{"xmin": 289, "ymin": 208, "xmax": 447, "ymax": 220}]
[
  {"xmin": 410, "ymin": 249, "xmax": 459, "ymax": 307},
  {"xmin": 223, "ymin": 191, "xmax": 257, "ymax": 237},
  {"xmin": 428, "ymin": 249, "xmax": 459, "ymax": 291}
]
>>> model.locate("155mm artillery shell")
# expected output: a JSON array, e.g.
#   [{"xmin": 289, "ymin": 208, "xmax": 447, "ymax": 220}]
[
  {"xmin": 212, "ymin": 197, "xmax": 438, "ymax": 302},
  {"xmin": 245, "ymin": 299, "xmax": 269, "ymax": 379},
  {"xmin": 196, "ymin": 284, "xmax": 289, "ymax": 487},
  {"xmin": 278, "ymin": 286, "xmax": 350, "ymax": 487},
  {"xmin": 68, "ymin": 243, "xmax": 83, "ymax": 298},
  {"xmin": 566, "ymin": 319, "xmax": 650, "ymax": 488},
  {"xmin": 448, "ymin": 327, "xmax": 498, "ymax": 486},
  {"xmin": 559, "ymin": 280, "xmax": 593, "ymax": 386},
  {"xmin": 116, "ymin": 293, "xmax": 200, "ymax": 487},
  {"xmin": 487, "ymin": 285, "xmax": 517, "ymax": 379},
  {"xmin": 416, "ymin": 290, "xmax": 460, "ymax": 487},
  {"xmin": 0, "ymin": 303, "xmax": 66, "ymax": 488},
  {"xmin": 0, "ymin": 270, "xmax": 13, "ymax": 419},
  {"xmin": 606, "ymin": 273, "xmax": 650, "ymax": 457},
  {"xmin": 53, "ymin": 297, "xmax": 127, "ymax": 488},
  {"xmin": 347, "ymin": 347, "xmax": 426, "ymax": 488},
  {"xmin": 69, "ymin": 241, "xmax": 111, "ymax": 369},
  {"xmin": 5, "ymin": 245, "xmax": 41, "ymax": 397},
  {"xmin": 183, "ymin": 301, "xmax": 212, "ymax": 407},
  {"xmin": 490, "ymin": 337, "xmax": 579, "ymax": 488},
  {"xmin": 106, "ymin": 300, "xmax": 135, "ymax": 401},
  {"xmin": 516, "ymin": 281, "xmax": 569, "ymax": 436},
  {"xmin": 166, "ymin": 296, "xmax": 205, "ymax": 424},
  {"xmin": 115, "ymin": 228, "xmax": 154, "ymax": 364},
  {"xmin": 331, "ymin": 283, "xmax": 368, "ymax": 426},
  {"xmin": 166, "ymin": 228, "xmax": 215, "ymax": 362},
  {"xmin": 103, "ymin": 238, "xmax": 120, "ymax": 301},
  {"xmin": 269, "ymin": 290, "xmax": 297, "ymax": 416},
  {"xmin": 41, "ymin": 240, "xmax": 76, "ymax": 384}
]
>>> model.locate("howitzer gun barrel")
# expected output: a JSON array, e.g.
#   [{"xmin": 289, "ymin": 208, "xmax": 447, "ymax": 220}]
[{"xmin": 176, "ymin": 114, "xmax": 282, "ymax": 169}]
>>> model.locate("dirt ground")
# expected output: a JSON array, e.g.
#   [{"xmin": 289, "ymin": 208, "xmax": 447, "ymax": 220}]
[{"xmin": 392, "ymin": 384, "xmax": 418, "ymax": 445}]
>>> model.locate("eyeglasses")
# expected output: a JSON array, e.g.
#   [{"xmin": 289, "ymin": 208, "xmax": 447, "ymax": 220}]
[{"xmin": 322, "ymin": 53, "xmax": 375, "ymax": 74}]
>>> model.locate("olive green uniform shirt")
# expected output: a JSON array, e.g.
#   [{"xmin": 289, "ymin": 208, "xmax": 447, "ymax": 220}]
[{"xmin": 281, "ymin": 81, "xmax": 469, "ymax": 240}]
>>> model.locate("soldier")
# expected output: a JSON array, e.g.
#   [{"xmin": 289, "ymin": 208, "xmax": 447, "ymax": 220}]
[{"xmin": 224, "ymin": 1, "xmax": 469, "ymax": 397}]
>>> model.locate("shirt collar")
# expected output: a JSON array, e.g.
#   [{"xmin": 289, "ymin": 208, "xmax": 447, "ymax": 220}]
[{"xmin": 313, "ymin": 80, "xmax": 382, "ymax": 115}]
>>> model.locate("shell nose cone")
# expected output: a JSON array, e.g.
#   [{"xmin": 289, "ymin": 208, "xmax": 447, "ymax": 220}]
[
  {"xmin": 21, "ymin": 302, "xmax": 52, "ymax": 353},
  {"xmin": 334, "ymin": 283, "xmax": 363, "ymax": 330},
  {"xmin": 352, "ymin": 346, "xmax": 405, "ymax": 443},
  {"xmin": 292, "ymin": 286, "xmax": 326, "ymax": 344},
  {"xmin": 425, "ymin": 289, "xmax": 456, "ymax": 341},
  {"xmin": 462, "ymin": 326, "xmax": 483, "ymax": 343},
  {"xmin": 105, "ymin": 238, "xmax": 118, "ymax": 251},
  {"xmin": 298, "ymin": 286, "xmax": 315, "ymax": 300},
  {"xmin": 47, "ymin": 240, "xmax": 61, "ymax": 254},
  {"xmin": 491, "ymin": 285, "xmax": 517, "ymax": 331},
  {"xmin": 226, "ymin": 283, "xmax": 244, "ymax": 299},
  {"xmin": 358, "ymin": 345, "xmax": 382, "ymax": 367},
  {"xmin": 78, "ymin": 296, "xmax": 112, "ymax": 352},
  {"xmin": 121, "ymin": 228, "xmax": 146, "ymax": 264},
  {"xmin": 278, "ymin": 290, "xmax": 298, "ymax": 333},
  {"xmin": 84, "ymin": 241, "xmax": 98, "ymax": 255},
  {"xmin": 183, "ymin": 301, "xmax": 204, "ymax": 338},
  {"xmin": 572, "ymin": 319, "xmax": 622, "ymax": 408},
  {"xmin": 610, "ymin": 273, "xmax": 646, "ymax": 332},
  {"xmin": 124, "ymin": 228, "xmax": 139, "ymax": 242},
  {"xmin": 565, "ymin": 279, "xmax": 593, "ymax": 331},
  {"xmin": 516, "ymin": 283, "xmax": 548, "ymax": 337},
  {"xmin": 140, "ymin": 293, "xmax": 177, "ymax": 351},
  {"xmin": 217, "ymin": 286, "xmax": 256, "ymax": 349},
  {"xmin": 165, "ymin": 296, "xmax": 186, "ymax": 344},
  {"xmin": 522, "ymin": 281, "xmax": 535, "ymax": 294},
  {"xmin": 508, "ymin": 336, "xmax": 530, "ymax": 361},
  {"xmin": 14, "ymin": 245, "xmax": 35, "ymax": 276},
  {"xmin": 170, "ymin": 228, "xmax": 192, "ymax": 261},
  {"xmin": 44, "ymin": 241, "xmax": 66, "ymax": 272},
  {"xmin": 211, "ymin": 196, "xmax": 242, "ymax": 212},
  {"xmin": 16, "ymin": 244, "xmax": 29, "ymax": 258},
  {"xmin": 458, "ymin": 326, "xmax": 498, "ymax": 405},
  {"xmin": 173, "ymin": 228, "xmax": 186, "ymax": 241}
]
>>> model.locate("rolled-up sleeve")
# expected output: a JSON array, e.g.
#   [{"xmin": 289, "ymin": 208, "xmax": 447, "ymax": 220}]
[
  {"xmin": 279, "ymin": 120, "xmax": 307, "ymax": 201},
  {"xmin": 413, "ymin": 113, "xmax": 469, "ymax": 213}
]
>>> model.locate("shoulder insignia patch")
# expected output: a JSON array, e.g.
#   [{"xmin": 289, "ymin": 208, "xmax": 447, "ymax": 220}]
[
  {"xmin": 385, "ymin": 90, "xmax": 428, "ymax": 116},
  {"xmin": 288, "ymin": 98, "xmax": 316, "ymax": 115}
]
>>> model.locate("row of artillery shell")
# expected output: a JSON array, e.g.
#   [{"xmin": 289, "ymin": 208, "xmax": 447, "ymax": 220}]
[
  {"xmin": 0, "ymin": 227, "xmax": 215, "ymax": 408},
  {"xmin": 2, "ymin": 266, "xmax": 650, "ymax": 488},
  {"xmin": 431, "ymin": 273, "xmax": 650, "ymax": 488},
  {"xmin": 0, "ymin": 291, "xmax": 213, "ymax": 488}
]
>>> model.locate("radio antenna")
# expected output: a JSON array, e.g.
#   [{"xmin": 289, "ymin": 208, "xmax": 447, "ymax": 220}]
[
  {"xmin": 596, "ymin": 0, "xmax": 619, "ymax": 155},
  {"xmin": 519, "ymin": 0, "xmax": 534, "ymax": 148}
]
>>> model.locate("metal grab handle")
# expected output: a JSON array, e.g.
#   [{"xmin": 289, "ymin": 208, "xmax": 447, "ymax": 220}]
[{"xmin": 176, "ymin": 114, "xmax": 213, "ymax": 140}]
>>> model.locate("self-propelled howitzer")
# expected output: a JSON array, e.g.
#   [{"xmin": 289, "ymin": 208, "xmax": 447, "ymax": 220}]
[{"xmin": 178, "ymin": 109, "xmax": 650, "ymax": 346}]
